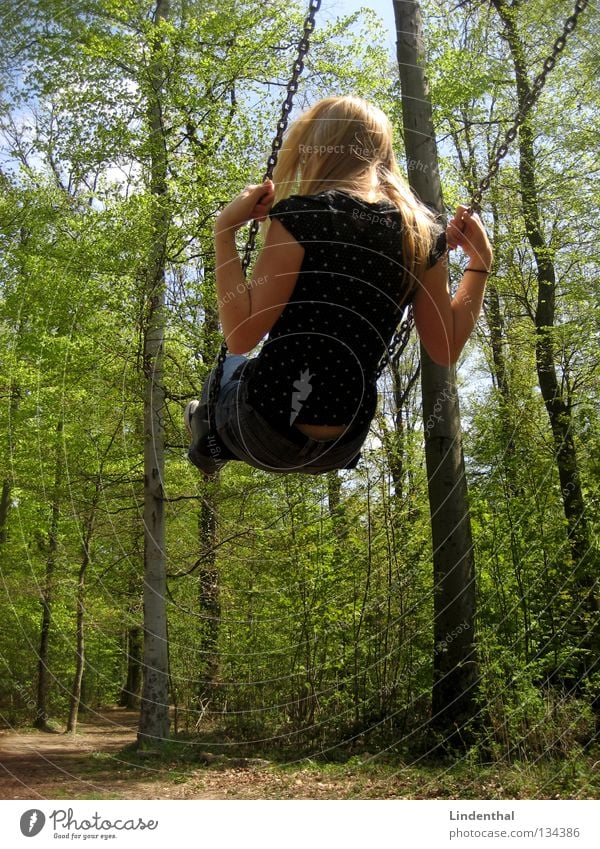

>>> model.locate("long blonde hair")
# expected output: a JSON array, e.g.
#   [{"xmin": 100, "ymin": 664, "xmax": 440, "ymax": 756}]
[{"xmin": 268, "ymin": 96, "xmax": 438, "ymax": 285}]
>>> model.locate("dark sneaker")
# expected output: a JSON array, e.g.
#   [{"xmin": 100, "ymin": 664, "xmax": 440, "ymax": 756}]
[{"xmin": 184, "ymin": 400, "xmax": 219, "ymax": 476}]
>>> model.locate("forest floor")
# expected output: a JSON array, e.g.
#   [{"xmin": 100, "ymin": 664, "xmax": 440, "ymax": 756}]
[{"xmin": 1, "ymin": 707, "xmax": 598, "ymax": 800}]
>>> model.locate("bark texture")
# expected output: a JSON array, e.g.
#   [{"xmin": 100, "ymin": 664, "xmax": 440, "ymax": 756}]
[
  {"xmin": 138, "ymin": 0, "xmax": 171, "ymax": 745},
  {"xmin": 394, "ymin": 0, "xmax": 479, "ymax": 741}
]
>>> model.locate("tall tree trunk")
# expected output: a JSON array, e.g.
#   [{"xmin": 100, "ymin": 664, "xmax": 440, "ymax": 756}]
[
  {"xmin": 385, "ymin": 358, "xmax": 420, "ymax": 502},
  {"xmin": 124, "ymin": 627, "xmax": 144, "ymax": 708},
  {"xmin": 34, "ymin": 418, "xmax": 63, "ymax": 730},
  {"xmin": 198, "ymin": 497, "xmax": 221, "ymax": 709},
  {"xmin": 67, "ymin": 426, "xmax": 119, "ymax": 732},
  {"xmin": 194, "ymin": 257, "xmax": 222, "ymax": 715},
  {"xmin": 66, "ymin": 531, "xmax": 92, "ymax": 734},
  {"xmin": 394, "ymin": 0, "xmax": 479, "ymax": 742},
  {"xmin": 0, "ymin": 383, "xmax": 21, "ymax": 544},
  {"xmin": 326, "ymin": 470, "xmax": 347, "ymax": 540},
  {"xmin": 492, "ymin": 0, "xmax": 599, "ymax": 678},
  {"xmin": 0, "ymin": 479, "xmax": 10, "ymax": 545},
  {"xmin": 120, "ymin": 478, "xmax": 144, "ymax": 709},
  {"xmin": 138, "ymin": 0, "xmax": 171, "ymax": 745},
  {"xmin": 326, "ymin": 470, "xmax": 341, "ymax": 516},
  {"xmin": 485, "ymin": 208, "xmax": 510, "ymax": 400}
]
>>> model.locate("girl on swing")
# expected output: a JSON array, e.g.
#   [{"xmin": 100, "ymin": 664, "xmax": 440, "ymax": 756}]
[{"xmin": 185, "ymin": 96, "xmax": 492, "ymax": 475}]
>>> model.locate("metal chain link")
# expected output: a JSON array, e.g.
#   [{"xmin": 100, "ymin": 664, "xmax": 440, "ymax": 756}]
[
  {"xmin": 469, "ymin": 0, "xmax": 587, "ymax": 212},
  {"xmin": 376, "ymin": 312, "xmax": 414, "ymax": 379},
  {"xmin": 378, "ymin": 0, "xmax": 588, "ymax": 378},
  {"xmin": 240, "ymin": 0, "xmax": 321, "ymax": 277},
  {"xmin": 208, "ymin": 0, "xmax": 322, "ymax": 422}
]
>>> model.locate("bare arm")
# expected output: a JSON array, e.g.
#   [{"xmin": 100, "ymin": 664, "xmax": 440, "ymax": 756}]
[
  {"xmin": 412, "ymin": 205, "xmax": 493, "ymax": 366},
  {"xmin": 213, "ymin": 180, "xmax": 304, "ymax": 354}
]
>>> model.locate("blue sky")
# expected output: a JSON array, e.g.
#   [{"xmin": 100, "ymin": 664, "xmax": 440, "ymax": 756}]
[
  {"xmin": 329, "ymin": 0, "xmax": 396, "ymax": 30},
  {"xmin": 323, "ymin": 0, "xmax": 397, "ymax": 50}
]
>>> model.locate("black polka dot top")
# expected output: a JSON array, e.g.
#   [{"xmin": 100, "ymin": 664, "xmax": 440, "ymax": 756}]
[{"xmin": 245, "ymin": 189, "xmax": 446, "ymax": 434}]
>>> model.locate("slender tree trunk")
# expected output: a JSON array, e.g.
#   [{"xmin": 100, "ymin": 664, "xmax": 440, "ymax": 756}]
[
  {"xmin": 390, "ymin": 368, "xmax": 407, "ymax": 501},
  {"xmin": 66, "ymin": 533, "xmax": 91, "ymax": 734},
  {"xmin": 68, "ymin": 427, "xmax": 120, "ymax": 731},
  {"xmin": 492, "ymin": 0, "xmax": 599, "ymax": 673},
  {"xmin": 0, "ymin": 479, "xmax": 10, "ymax": 544},
  {"xmin": 485, "ymin": 205, "xmax": 511, "ymax": 400},
  {"xmin": 385, "ymin": 359, "xmax": 420, "ymax": 501},
  {"xmin": 194, "ymin": 259, "xmax": 223, "ymax": 714},
  {"xmin": 121, "ymin": 625, "xmax": 144, "ymax": 709},
  {"xmin": 326, "ymin": 470, "xmax": 347, "ymax": 541},
  {"xmin": 120, "ymin": 511, "xmax": 144, "ymax": 709},
  {"xmin": 0, "ymin": 383, "xmax": 21, "ymax": 544},
  {"xmin": 138, "ymin": 0, "xmax": 171, "ymax": 745},
  {"xmin": 34, "ymin": 418, "xmax": 63, "ymax": 730},
  {"xmin": 198, "ymin": 497, "xmax": 221, "ymax": 709},
  {"xmin": 326, "ymin": 470, "xmax": 341, "ymax": 515},
  {"xmin": 394, "ymin": 0, "xmax": 479, "ymax": 742},
  {"xmin": 487, "ymin": 285, "xmax": 508, "ymax": 398}
]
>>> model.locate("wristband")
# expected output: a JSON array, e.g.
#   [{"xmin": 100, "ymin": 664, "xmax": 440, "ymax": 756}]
[{"xmin": 465, "ymin": 266, "xmax": 491, "ymax": 274}]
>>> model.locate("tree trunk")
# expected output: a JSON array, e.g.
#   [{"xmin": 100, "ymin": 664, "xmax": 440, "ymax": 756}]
[
  {"xmin": 193, "ymin": 248, "xmax": 223, "ymax": 715},
  {"xmin": 68, "ymin": 427, "xmax": 119, "ymax": 731},
  {"xmin": 66, "ymin": 506, "xmax": 97, "ymax": 734},
  {"xmin": 138, "ymin": 0, "xmax": 171, "ymax": 746},
  {"xmin": 121, "ymin": 626, "xmax": 144, "ymax": 709},
  {"xmin": 492, "ymin": 0, "xmax": 599, "ymax": 677},
  {"xmin": 120, "ymin": 489, "xmax": 144, "ymax": 709},
  {"xmin": 386, "ymin": 358, "xmax": 420, "ymax": 502},
  {"xmin": 394, "ymin": 0, "xmax": 479, "ymax": 742},
  {"xmin": 326, "ymin": 470, "xmax": 348, "ymax": 540},
  {"xmin": 66, "ymin": 542, "xmax": 89, "ymax": 734},
  {"xmin": 198, "ymin": 497, "xmax": 221, "ymax": 709},
  {"xmin": 34, "ymin": 418, "xmax": 63, "ymax": 730},
  {"xmin": 326, "ymin": 470, "xmax": 341, "ymax": 515},
  {"xmin": 0, "ymin": 383, "xmax": 21, "ymax": 544},
  {"xmin": 0, "ymin": 479, "xmax": 10, "ymax": 544}
]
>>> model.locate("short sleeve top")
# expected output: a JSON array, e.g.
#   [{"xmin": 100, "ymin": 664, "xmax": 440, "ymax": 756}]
[{"xmin": 244, "ymin": 189, "xmax": 446, "ymax": 433}]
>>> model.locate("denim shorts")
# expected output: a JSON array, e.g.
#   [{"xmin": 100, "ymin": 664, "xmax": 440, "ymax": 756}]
[{"xmin": 196, "ymin": 355, "xmax": 370, "ymax": 475}]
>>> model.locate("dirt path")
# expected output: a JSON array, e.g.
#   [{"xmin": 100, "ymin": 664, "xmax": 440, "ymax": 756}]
[
  {"xmin": 0, "ymin": 708, "xmax": 144, "ymax": 799},
  {"xmin": 0, "ymin": 709, "xmax": 365, "ymax": 800}
]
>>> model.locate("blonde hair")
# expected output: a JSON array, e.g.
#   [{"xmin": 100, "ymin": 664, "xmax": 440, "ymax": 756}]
[{"xmin": 269, "ymin": 96, "xmax": 438, "ymax": 286}]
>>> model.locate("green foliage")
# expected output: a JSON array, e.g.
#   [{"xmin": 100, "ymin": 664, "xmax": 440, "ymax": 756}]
[{"xmin": 0, "ymin": 0, "xmax": 597, "ymax": 771}]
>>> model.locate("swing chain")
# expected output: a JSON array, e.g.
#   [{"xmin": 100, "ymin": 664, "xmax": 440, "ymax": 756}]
[
  {"xmin": 376, "ymin": 310, "xmax": 414, "ymax": 379},
  {"xmin": 240, "ymin": 0, "xmax": 322, "ymax": 277},
  {"xmin": 208, "ymin": 0, "xmax": 322, "ymax": 422},
  {"xmin": 469, "ymin": 0, "xmax": 587, "ymax": 212},
  {"xmin": 378, "ymin": 0, "xmax": 588, "ymax": 379}
]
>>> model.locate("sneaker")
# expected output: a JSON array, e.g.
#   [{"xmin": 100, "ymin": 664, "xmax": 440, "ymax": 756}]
[
  {"xmin": 184, "ymin": 400, "xmax": 200, "ymax": 441},
  {"xmin": 184, "ymin": 400, "xmax": 219, "ymax": 476}
]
